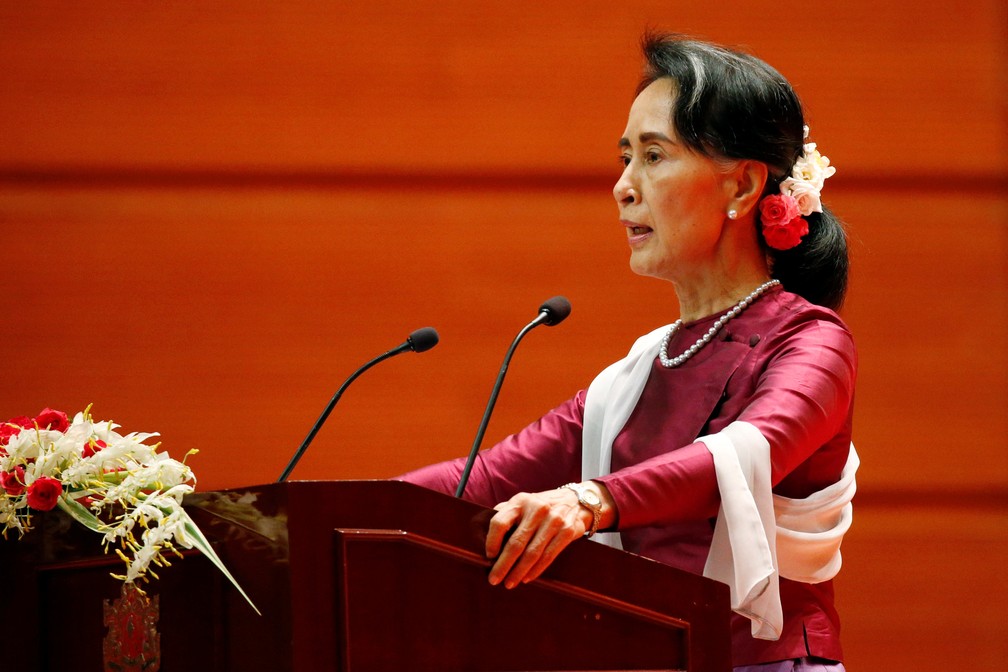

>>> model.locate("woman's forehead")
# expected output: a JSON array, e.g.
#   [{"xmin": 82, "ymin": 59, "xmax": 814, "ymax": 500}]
[{"xmin": 623, "ymin": 79, "xmax": 677, "ymax": 138}]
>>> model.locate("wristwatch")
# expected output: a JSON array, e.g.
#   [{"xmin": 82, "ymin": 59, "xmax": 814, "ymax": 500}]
[{"xmin": 562, "ymin": 482, "xmax": 602, "ymax": 537}]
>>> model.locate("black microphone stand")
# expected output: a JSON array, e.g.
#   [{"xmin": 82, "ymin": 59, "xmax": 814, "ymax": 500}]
[
  {"xmin": 278, "ymin": 328, "xmax": 438, "ymax": 483},
  {"xmin": 455, "ymin": 298, "xmax": 570, "ymax": 498}
]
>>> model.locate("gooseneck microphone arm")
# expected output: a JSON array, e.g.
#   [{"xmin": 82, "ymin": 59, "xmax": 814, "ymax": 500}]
[
  {"xmin": 455, "ymin": 297, "xmax": 571, "ymax": 498},
  {"xmin": 278, "ymin": 327, "xmax": 439, "ymax": 483}
]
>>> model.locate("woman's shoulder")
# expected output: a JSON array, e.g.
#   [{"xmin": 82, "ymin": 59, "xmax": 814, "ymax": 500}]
[
  {"xmin": 764, "ymin": 288, "xmax": 852, "ymax": 332},
  {"xmin": 757, "ymin": 289, "xmax": 857, "ymax": 360}
]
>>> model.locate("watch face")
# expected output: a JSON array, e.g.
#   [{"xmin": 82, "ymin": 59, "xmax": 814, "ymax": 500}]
[{"xmin": 582, "ymin": 490, "xmax": 601, "ymax": 507}]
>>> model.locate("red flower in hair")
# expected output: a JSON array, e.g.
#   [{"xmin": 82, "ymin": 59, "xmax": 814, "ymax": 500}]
[
  {"xmin": 759, "ymin": 193, "xmax": 800, "ymax": 227},
  {"xmin": 759, "ymin": 194, "xmax": 808, "ymax": 251}
]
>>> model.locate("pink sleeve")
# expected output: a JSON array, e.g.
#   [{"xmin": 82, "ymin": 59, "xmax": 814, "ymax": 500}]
[
  {"xmin": 396, "ymin": 392, "xmax": 587, "ymax": 508},
  {"xmin": 597, "ymin": 441, "xmax": 720, "ymax": 526},
  {"xmin": 739, "ymin": 319, "xmax": 857, "ymax": 489},
  {"xmin": 598, "ymin": 317, "xmax": 857, "ymax": 528}
]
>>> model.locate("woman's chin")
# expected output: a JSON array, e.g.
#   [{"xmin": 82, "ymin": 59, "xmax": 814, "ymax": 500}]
[{"xmin": 628, "ymin": 256, "xmax": 664, "ymax": 281}]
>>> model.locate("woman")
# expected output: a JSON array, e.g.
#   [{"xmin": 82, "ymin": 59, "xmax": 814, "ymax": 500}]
[{"xmin": 401, "ymin": 34, "xmax": 856, "ymax": 671}]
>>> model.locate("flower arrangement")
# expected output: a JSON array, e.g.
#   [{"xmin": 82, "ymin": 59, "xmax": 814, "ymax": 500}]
[
  {"xmin": 759, "ymin": 126, "xmax": 837, "ymax": 251},
  {"xmin": 0, "ymin": 406, "xmax": 257, "ymax": 612}
]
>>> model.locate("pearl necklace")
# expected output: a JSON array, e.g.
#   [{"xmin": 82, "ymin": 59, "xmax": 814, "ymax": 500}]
[{"xmin": 659, "ymin": 279, "xmax": 780, "ymax": 368}]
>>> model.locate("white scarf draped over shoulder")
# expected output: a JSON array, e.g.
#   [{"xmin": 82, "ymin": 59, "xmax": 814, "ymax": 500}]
[{"xmin": 581, "ymin": 326, "xmax": 858, "ymax": 641}]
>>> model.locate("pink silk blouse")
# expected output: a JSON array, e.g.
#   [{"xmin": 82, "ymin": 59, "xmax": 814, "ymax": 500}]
[{"xmin": 399, "ymin": 286, "xmax": 857, "ymax": 666}]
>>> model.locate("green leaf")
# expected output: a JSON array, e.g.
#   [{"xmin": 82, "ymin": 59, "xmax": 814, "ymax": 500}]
[
  {"xmin": 57, "ymin": 496, "xmax": 108, "ymax": 534},
  {"xmin": 180, "ymin": 510, "xmax": 261, "ymax": 616},
  {"xmin": 56, "ymin": 495, "xmax": 261, "ymax": 616}
]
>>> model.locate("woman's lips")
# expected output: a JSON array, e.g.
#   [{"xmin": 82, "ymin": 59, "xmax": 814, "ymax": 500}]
[{"xmin": 623, "ymin": 221, "xmax": 653, "ymax": 245}]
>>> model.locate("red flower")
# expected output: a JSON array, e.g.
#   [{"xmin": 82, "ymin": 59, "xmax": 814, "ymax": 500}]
[
  {"xmin": 0, "ymin": 427, "xmax": 18, "ymax": 447},
  {"xmin": 26, "ymin": 476, "xmax": 63, "ymax": 511},
  {"xmin": 762, "ymin": 217, "xmax": 809, "ymax": 251},
  {"xmin": 759, "ymin": 194, "xmax": 808, "ymax": 250},
  {"xmin": 1, "ymin": 466, "xmax": 27, "ymax": 496},
  {"xmin": 0, "ymin": 416, "xmax": 33, "ymax": 446},
  {"xmin": 34, "ymin": 408, "xmax": 70, "ymax": 433},
  {"xmin": 758, "ymin": 193, "xmax": 801, "ymax": 227},
  {"xmin": 82, "ymin": 438, "xmax": 107, "ymax": 458}
]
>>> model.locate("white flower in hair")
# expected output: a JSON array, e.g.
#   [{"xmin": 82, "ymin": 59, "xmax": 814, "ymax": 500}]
[
  {"xmin": 778, "ymin": 127, "xmax": 836, "ymax": 217},
  {"xmin": 793, "ymin": 146, "xmax": 836, "ymax": 189},
  {"xmin": 781, "ymin": 177, "xmax": 823, "ymax": 217}
]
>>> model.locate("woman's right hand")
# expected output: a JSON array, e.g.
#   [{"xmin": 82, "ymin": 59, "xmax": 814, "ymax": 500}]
[{"xmin": 484, "ymin": 482, "xmax": 615, "ymax": 589}]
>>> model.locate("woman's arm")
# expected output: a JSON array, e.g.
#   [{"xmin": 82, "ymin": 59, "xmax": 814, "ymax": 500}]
[
  {"xmin": 600, "ymin": 316, "xmax": 856, "ymax": 527},
  {"xmin": 396, "ymin": 392, "xmax": 586, "ymax": 507},
  {"xmin": 485, "ymin": 313, "xmax": 857, "ymax": 587}
]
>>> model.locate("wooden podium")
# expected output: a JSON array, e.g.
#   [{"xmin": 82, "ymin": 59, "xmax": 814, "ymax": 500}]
[{"xmin": 0, "ymin": 480, "xmax": 731, "ymax": 671}]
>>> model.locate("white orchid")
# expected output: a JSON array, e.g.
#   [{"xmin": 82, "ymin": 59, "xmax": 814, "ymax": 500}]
[{"xmin": 0, "ymin": 406, "xmax": 257, "ymax": 613}]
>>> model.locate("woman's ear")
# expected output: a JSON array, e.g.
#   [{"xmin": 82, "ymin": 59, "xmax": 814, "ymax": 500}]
[{"xmin": 725, "ymin": 160, "xmax": 769, "ymax": 218}]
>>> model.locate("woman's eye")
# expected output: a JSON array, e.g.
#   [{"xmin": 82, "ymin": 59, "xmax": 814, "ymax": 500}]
[
  {"xmin": 619, "ymin": 155, "xmax": 631, "ymax": 167},
  {"xmin": 645, "ymin": 151, "xmax": 661, "ymax": 164}
]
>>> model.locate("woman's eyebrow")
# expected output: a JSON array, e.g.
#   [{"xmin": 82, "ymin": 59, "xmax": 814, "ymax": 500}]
[{"xmin": 618, "ymin": 131, "xmax": 675, "ymax": 149}]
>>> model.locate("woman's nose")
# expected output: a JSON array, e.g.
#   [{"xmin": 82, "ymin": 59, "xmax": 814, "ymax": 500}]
[{"xmin": 613, "ymin": 172, "xmax": 638, "ymax": 205}]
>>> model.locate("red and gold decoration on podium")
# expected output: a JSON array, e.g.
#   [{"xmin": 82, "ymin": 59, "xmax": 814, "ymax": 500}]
[
  {"xmin": 103, "ymin": 583, "xmax": 162, "ymax": 672},
  {"xmin": 0, "ymin": 406, "xmax": 257, "ymax": 613}
]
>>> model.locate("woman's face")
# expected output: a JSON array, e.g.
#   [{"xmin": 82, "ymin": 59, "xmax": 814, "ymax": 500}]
[{"xmin": 614, "ymin": 78, "xmax": 735, "ymax": 284}]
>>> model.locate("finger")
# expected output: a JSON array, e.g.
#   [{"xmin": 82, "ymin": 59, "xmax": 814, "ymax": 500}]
[
  {"xmin": 488, "ymin": 507, "xmax": 548, "ymax": 586},
  {"xmin": 521, "ymin": 523, "xmax": 584, "ymax": 584},
  {"xmin": 506, "ymin": 490, "xmax": 588, "ymax": 585},
  {"xmin": 499, "ymin": 512, "xmax": 567, "ymax": 588},
  {"xmin": 485, "ymin": 505, "xmax": 522, "ymax": 559}
]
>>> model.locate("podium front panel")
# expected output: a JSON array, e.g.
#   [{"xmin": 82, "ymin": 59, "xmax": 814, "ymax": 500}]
[{"xmin": 334, "ymin": 528, "xmax": 691, "ymax": 671}]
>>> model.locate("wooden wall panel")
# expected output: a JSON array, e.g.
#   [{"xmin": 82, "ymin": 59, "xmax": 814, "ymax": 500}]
[
  {"xmin": 834, "ymin": 189, "xmax": 1008, "ymax": 491},
  {"xmin": 1, "ymin": 1, "xmax": 1005, "ymax": 177},
  {"xmin": 839, "ymin": 504, "xmax": 1008, "ymax": 667},
  {"xmin": 1, "ymin": 186, "xmax": 1004, "ymax": 493},
  {"xmin": 0, "ymin": 185, "xmax": 647, "ymax": 486}
]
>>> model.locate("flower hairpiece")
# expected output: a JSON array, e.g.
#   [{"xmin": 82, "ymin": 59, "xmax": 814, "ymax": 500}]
[{"xmin": 758, "ymin": 126, "xmax": 836, "ymax": 251}]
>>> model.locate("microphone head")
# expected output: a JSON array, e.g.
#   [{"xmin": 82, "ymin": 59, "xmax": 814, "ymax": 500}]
[
  {"xmin": 538, "ymin": 296, "xmax": 572, "ymax": 326},
  {"xmin": 407, "ymin": 327, "xmax": 440, "ymax": 353}
]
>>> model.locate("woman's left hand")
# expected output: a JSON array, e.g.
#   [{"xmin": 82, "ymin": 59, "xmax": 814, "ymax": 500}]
[{"xmin": 485, "ymin": 482, "xmax": 614, "ymax": 589}]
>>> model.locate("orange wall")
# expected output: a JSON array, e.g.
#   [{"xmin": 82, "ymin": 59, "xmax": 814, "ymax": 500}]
[{"xmin": 2, "ymin": 2, "xmax": 1006, "ymax": 668}]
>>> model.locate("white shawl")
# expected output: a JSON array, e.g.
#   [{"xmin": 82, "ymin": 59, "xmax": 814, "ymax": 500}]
[{"xmin": 582, "ymin": 326, "xmax": 858, "ymax": 640}]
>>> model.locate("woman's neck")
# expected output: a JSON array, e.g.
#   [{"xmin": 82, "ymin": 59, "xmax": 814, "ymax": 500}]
[
  {"xmin": 672, "ymin": 260, "xmax": 772, "ymax": 323},
  {"xmin": 666, "ymin": 216, "xmax": 773, "ymax": 322}
]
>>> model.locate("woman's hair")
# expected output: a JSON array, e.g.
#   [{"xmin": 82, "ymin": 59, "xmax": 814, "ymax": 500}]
[{"xmin": 638, "ymin": 33, "xmax": 849, "ymax": 310}]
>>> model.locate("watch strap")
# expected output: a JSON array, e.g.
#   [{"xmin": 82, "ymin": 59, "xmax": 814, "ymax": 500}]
[{"xmin": 562, "ymin": 482, "xmax": 602, "ymax": 537}]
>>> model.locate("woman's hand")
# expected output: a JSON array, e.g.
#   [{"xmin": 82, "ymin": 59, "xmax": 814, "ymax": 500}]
[{"xmin": 485, "ymin": 482, "xmax": 615, "ymax": 589}]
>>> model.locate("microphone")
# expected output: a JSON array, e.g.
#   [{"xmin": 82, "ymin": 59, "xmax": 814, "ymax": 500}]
[
  {"xmin": 277, "ymin": 327, "xmax": 440, "ymax": 482},
  {"xmin": 455, "ymin": 297, "xmax": 571, "ymax": 498}
]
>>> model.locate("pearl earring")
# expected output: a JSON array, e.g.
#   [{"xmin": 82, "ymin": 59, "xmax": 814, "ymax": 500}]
[{"xmin": 727, "ymin": 209, "xmax": 738, "ymax": 220}]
